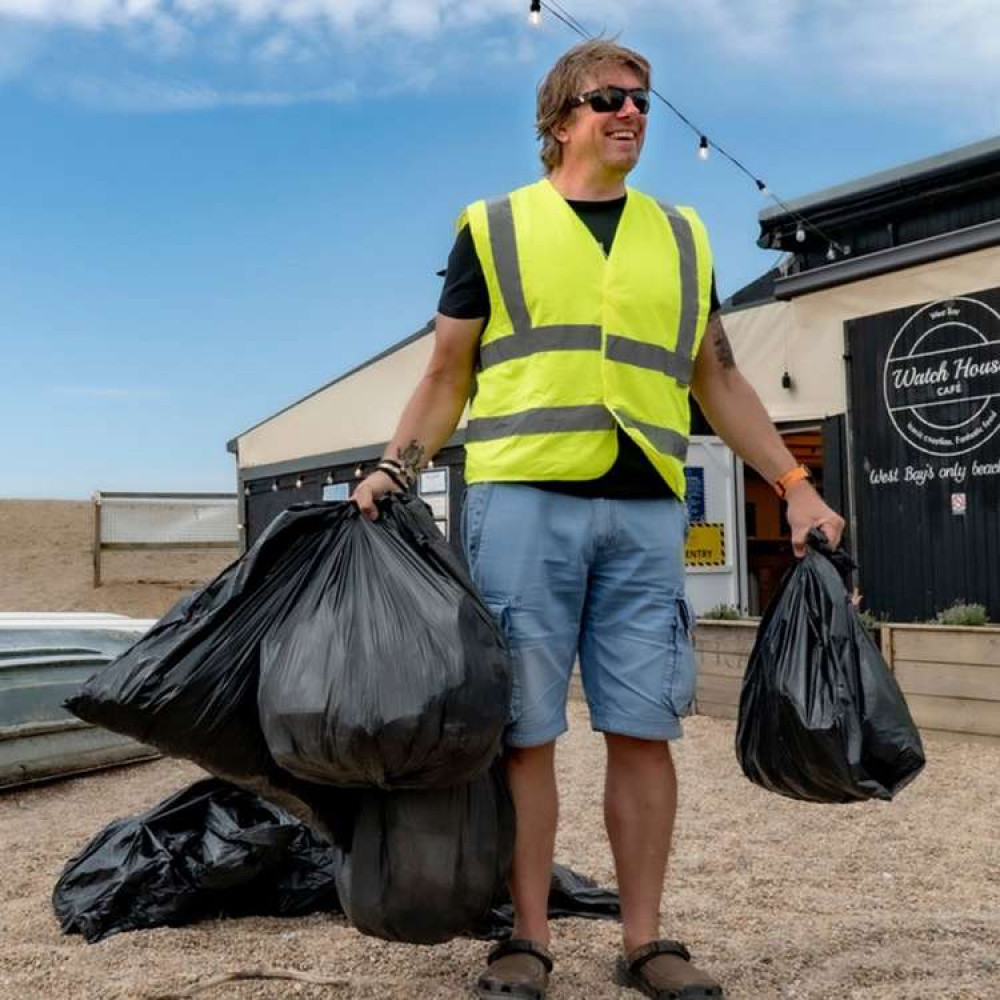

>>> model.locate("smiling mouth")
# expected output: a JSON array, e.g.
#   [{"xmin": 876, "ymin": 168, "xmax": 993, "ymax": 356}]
[{"xmin": 608, "ymin": 130, "xmax": 637, "ymax": 141}]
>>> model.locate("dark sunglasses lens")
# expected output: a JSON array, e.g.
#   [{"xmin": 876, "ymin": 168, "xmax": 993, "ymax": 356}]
[
  {"xmin": 589, "ymin": 87, "xmax": 649, "ymax": 114},
  {"xmin": 588, "ymin": 90, "xmax": 621, "ymax": 112}
]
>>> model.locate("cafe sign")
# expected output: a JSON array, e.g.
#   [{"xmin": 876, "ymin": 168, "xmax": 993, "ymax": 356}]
[{"xmin": 882, "ymin": 296, "xmax": 1000, "ymax": 457}]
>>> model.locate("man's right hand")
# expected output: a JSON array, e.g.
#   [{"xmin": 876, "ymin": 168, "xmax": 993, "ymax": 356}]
[{"xmin": 352, "ymin": 470, "xmax": 402, "ymax": 521}]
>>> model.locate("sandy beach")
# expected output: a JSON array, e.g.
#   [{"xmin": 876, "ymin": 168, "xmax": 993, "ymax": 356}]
[{"xmin": 0, "ymin": 498, "xmax": 996, "ymax": 999}]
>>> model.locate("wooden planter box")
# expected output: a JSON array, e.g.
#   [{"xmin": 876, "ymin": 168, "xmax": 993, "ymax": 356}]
[
  {"xmin": 880, "ymin": 623, "xmax": 1000, "ymax": 744},
  {"xmin": 693, "ymin": 620, "xmax": 759, "ymax": 721},
  {"xmin": 692, "ymin": 618, "xmax": 1000, "ymax": 744}
]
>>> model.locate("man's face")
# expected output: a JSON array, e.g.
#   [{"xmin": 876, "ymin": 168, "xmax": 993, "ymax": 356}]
[{"xmin": 554, "ymin": 64, "xmax": 648, "ymax": 178}]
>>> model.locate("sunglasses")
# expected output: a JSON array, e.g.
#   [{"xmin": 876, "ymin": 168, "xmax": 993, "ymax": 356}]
[{"xmin": 569, "ymin": 86, "xmax": 651, "ymax": 115}]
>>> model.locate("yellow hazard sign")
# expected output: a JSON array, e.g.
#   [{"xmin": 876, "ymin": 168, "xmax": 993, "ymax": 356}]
[{"xmin": 685, "ymin": 522, "xmax": 726, "ymax": 567}]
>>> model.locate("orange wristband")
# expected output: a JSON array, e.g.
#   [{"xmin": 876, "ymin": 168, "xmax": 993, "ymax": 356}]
[{"xmin": 774, "ymin": 465, "xmax": 811, "ymax": 498}]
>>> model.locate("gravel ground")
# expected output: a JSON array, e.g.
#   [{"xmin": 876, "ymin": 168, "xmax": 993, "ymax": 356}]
[{"xmin": 2, "ymin": 703, "xmax": 997, "ymax": 1000}]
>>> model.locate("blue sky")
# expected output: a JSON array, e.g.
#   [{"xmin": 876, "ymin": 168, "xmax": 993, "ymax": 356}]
[{"xmin": 2, "ymin": 0, "xmax": 997, "ymax": 499}]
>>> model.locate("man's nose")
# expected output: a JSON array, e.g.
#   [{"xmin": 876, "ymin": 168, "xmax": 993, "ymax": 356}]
[{"xmin": 617, "ymin": 97, "xmax": 641, "ymax": 117}]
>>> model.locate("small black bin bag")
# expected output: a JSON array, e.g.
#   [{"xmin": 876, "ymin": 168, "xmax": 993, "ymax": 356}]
[
  {"xmin": 52, "ymin": 779, "xmax": 341, "ymax": 943},
  {"xmin": 258, "ymin": 493, "xmax": 512, "ymax": 789},
  {"xmin": 736, "ymin": 532, "xmax": 925, "ymax": 803},
  {"xmin": 335, "ymin": 762, "xmax": 516, "ymax": 945}
]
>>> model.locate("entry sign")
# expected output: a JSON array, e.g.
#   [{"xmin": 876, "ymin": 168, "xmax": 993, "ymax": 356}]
[{"xmin": 685, "ymin": 522, "xmax": 726, "ymax": 567}]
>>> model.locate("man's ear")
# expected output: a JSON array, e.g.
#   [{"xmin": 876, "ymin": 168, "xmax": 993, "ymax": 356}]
[{"xmin": 551, "ymin": 111, "xmax": 573, "ymax": 144}]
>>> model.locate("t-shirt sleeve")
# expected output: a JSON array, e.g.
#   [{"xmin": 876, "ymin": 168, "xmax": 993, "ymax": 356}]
[{"xmin": 437, "ymin": 224, "xmax": 490, "ymax": 320}]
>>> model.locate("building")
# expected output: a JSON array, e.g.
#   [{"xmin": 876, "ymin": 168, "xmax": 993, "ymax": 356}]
[
  {"xmin": 724, "ymin": 135, "xmax": 1000, "ymax": 620},
  {"xmin": 228, "ymin": 135, "xmax": 1000, "ymax": 622}
]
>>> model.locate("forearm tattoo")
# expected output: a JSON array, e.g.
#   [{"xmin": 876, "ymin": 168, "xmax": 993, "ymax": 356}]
[
  {"xmin": 396, "ymin": 440, "xmax": 425, "ymax": 483},
  {"xmin": 710, "ymin": 318, "xmax": 736, "ymax": 369}
]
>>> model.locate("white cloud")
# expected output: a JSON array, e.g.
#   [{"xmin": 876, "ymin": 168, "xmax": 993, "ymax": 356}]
[
  {"xmin": 44, "ymin": 72, "xmax": 356, "ymax": 110},
  {"xmin": 0, "ymin": 0, "xmax": 997, "ymax": 114}
]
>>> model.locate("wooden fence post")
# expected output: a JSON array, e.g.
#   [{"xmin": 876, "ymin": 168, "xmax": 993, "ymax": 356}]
[{"xmin": 92, "ymin": 493, "xmax": 102, "ymax": 588}]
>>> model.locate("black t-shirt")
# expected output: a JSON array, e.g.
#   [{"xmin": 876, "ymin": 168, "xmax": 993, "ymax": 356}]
[{"xmin": 438, "ymin": 195, "xmax": 720, "ymax": 500}]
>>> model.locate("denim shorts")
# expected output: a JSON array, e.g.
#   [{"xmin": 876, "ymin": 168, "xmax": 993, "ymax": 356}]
[{"xmin": 462, "ymin": 483, "xmax": 697, "ymax": 747}]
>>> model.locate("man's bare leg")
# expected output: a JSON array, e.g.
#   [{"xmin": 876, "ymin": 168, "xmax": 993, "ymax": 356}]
[
  {"xmin": 506, "ymin": 741, "xmax": 559, "ymax": 943},
  {"xmin": 603, "ymin": 733, "xmax": 677, "ymax": 952}
]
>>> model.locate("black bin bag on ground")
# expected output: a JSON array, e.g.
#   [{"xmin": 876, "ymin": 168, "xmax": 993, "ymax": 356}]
[
  {"xmin": 52, "ymin": 779, "xmax": 341, "ymax": 943},
  {"xmin": 736, "ymin": 532, "xmax": 925, "ymax": 803},
  {"xmin": 54, "ymin": 780, "xmax": 619, "ymax": 946},
  {"xmin": 335, "ymin": 762, "xmax": 516, "ymax": 944},
  {"xmin": 258, "ymin": 494, "xmax": 512, "ymax": 789}
]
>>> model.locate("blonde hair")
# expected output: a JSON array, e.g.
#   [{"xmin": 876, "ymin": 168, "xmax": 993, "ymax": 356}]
[{"xmin": 536, "ymin": 39, "xmax": 652, "ymax": 173}]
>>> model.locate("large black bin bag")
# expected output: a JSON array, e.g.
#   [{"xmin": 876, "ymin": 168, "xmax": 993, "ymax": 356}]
[
  {"xmin": 736, "ymin": 533, "xmax": 925, "ymax": 803},
  {"xmin": 259, "ymin": 494, "xmax": 512, "ymax": 789},
  {"xmin": 52, "ymin": 779, "xmax": 341, "ymax": 943},
  {"xmin": 335, "ymin": 763, "xmax": 516, "ymax": 944},
  {"xmin": 66, "ymin": 503, "xmax": 354, "ymax": 787}
]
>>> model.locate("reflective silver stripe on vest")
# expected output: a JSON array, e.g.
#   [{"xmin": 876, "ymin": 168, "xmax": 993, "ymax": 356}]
[
  {"xmin": 656, "ymin": 201, "xmax": 701, "ymax": 361},
  {"xmin": 480, "ymin": 324, "xmax": 601, "ymax": 367},
  {"xmin": 486, "ymin": 197, "xmax": 532, "ymax": 335},
  {"xmin": 466, "ymin": 405, "xmax": 615, "ymax": 443},
  {"xmin": 618, "ymin": 412, "xmax": 689, "ymax": 460},
  {"xmin": 605, "ymin": 335, "xmax": 694, "ymax": 385}
]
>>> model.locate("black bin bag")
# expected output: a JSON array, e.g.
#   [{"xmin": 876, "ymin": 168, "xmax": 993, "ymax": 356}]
[
  {"xmin": 52, "ymin": 779, "xmax": 341, "ymax": 943},
  {"xmin": 258, "ymin": 493, "xmax": 512, "ymax": 789},
  {"xmin": 335, "ymin": 763, "xmax": 516, "ymax": 944},
  {"xmin": 736, "ymin": 532, "xmax": 925, "ymax": 803},
  {"xmin": 65, "ymin": 502, "xmax": 361, "ymax": 839}
]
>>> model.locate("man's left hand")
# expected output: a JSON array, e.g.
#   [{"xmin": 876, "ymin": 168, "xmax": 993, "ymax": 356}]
[{"xmin": 786, "ymin": 483, "xmax": 845, "ymax": 557}]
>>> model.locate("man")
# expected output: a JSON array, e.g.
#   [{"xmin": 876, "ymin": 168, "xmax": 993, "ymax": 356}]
[{"xmin": 354, "ymin": 39, "xmax": 844, "ymax": 1000}]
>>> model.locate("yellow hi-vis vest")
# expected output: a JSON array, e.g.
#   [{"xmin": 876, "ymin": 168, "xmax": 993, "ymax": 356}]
[{"xmin": 460, "ymin": 178, "xmax": 714, "ymax": 499}]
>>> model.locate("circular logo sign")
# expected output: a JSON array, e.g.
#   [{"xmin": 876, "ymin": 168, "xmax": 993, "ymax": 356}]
[{"xmin": 882, "ymin": 296, "xmax": 1000, "ymax": 457}]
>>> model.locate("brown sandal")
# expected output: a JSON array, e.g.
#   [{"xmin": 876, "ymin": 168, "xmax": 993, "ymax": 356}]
[
  {"xmin": 476, "ymin": 938, "xmax": 553, "ymax": 1000},
  {"xmin": 615, "ymin": 939, "xmax": 724, "ymax": 999}
]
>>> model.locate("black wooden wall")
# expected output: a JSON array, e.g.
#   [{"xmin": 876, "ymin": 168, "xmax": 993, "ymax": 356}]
[{"xmin": 846, "ymin": 286, "xmax": 1000, "ymax": 621}]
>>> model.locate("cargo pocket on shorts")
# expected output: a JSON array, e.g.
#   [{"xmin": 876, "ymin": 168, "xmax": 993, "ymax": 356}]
[
  {"xmin": 664, "ymin": 597, "xmax": 697, "ymax": 718},
  {"xmin": 485, "ymin": 598, "xmax": 521, "ymax": 726}
]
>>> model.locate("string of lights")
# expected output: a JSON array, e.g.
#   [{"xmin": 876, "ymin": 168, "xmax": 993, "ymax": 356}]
[{"xmin": 530, "ymin": 1, "xmax": 848, "ymax": 261}]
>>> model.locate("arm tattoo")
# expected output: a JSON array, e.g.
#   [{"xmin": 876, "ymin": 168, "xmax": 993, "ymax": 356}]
[
  {"xmin": 710, "ymin": 318, "xmax": 736, "ymax": 369},
  {"xmin": 396, "ymin": 440, "xmax": 426, "ymax": 484}
]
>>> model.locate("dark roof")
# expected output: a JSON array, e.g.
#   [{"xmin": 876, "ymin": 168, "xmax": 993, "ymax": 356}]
[
  {"xmin": 226, "ymin": 319, "xmax": 435, "ymax": 453},
  {"xmin": 758, "ymin": 134, "xmax": 1000, "ymax": 229},
  {"xmin": 725, "ymin": 134, "xmax": 1000, "ymax": 310}
]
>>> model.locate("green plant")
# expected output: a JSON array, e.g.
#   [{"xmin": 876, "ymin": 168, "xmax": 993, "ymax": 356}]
[
  {"xmin": 702, "ymin": 602, "xmax": 745, "ymax": 621},
  {"xmin": 934, "ymin": 601, "xmax": 990, "ymax": 627},
  {"xmin": 856, "ymin": 609, "xmax": 889, "ymax": 633}
]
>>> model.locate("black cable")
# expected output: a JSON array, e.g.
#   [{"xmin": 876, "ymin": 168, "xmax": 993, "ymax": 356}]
[
  {"xmin": 540, "ymin": 1, "xmax": 588, "ymax": 39},
  {"xmin": 543, "ymin": 0, "xmax": 590, "ymax": 38}
]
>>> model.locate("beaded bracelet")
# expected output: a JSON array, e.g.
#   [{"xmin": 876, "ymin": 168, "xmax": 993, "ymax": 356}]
[{"xmin": 376, "ymin": 463, "xmax": 409, "ymax": 491}]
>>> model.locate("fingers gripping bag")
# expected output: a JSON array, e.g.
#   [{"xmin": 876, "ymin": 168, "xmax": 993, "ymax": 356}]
[
  {"xmin": 736, "ymin": 531, "xmax": 925, "ymax": 803},
  {"xmin": 258, "ymin": 493, "xmax": 513, "ymax": 789}
]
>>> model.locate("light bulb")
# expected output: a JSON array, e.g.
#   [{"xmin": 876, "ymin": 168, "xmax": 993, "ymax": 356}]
[
  {"xmin": 529, "ymin": 1, "xmax": 541, "ymax": 25},
  {"xmin": 756, "ymin": 179, "xmax": 769, "ymax": 195},
  {"xmin": 295, "ymin": 476, "xmax": 303, "ymax": 489},
  {"xmin": 795, "ymin": 226, "xmax": 806, "ymax": 243},
  {"xmin": 826, "ymin": 245, "xmax": 836, "ymax": 262},
  {"xmin": 698, "ymin": 136, "xmax": 709, "ymax": 161},
  {"xmin": 271, "ymin": 481, "xmax": 278, "ymax": 492}
]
